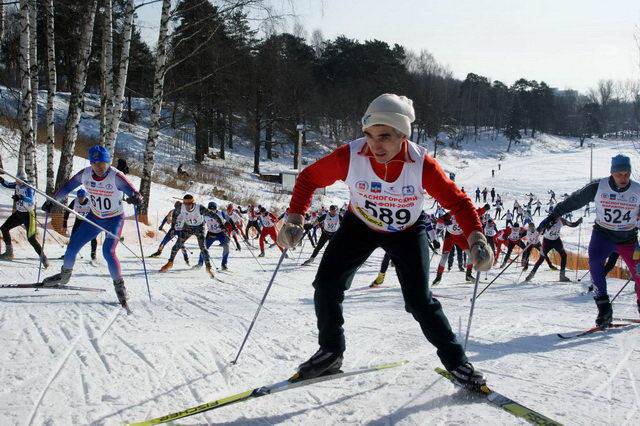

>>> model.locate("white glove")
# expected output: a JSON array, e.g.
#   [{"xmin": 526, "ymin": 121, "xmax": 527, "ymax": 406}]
[
  {"xmin": 468, "ymin": 231, "xmax": 493, "ymax": 271},
  {"xmin": 277, "ymin": 213, "xmax": 305, "ymax": 249}
]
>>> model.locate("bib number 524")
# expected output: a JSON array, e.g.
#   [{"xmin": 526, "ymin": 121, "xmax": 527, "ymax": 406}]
[
  {"xmin": 364, "ymin": 200, "xmax": 410, "ymax": 225},
  {"xmin": 603, "ymin": 208, "xmax": 631, "ymax": 224}
]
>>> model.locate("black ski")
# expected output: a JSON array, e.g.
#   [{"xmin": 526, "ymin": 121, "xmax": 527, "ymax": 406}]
[
  {"xmin": 0, "ymin": 283, "xmax": 106, "ymax": 293},
  {"xmin": 612, "ymin": 317, "xmax": 640, "ymax": 324},
  {"xmin": 557, "ymin": 322, "xmax": 637, "ymax": 339}
]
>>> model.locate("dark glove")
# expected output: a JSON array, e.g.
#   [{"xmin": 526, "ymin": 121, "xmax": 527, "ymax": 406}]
[
  {"xmin": 432, "ymin": 240, "xmax": 441, "ymax": 250},
  {"xmin": 126, "ymin": 193, "xmax": 142, "ymax": 206},
  {"xmin": 12, "ymin": 194, "xmax": 22, "ymax": 201},
  {"xmin": 42, "ymin": 200, "xmax": 53, "ymax": 212},
  {"xmin": 537, "ymin": 215, "xmax": 555, "ymax": 233},
  {"xmin": 577, "ymin": 217, "xmax": 584, "ymax": 225}
]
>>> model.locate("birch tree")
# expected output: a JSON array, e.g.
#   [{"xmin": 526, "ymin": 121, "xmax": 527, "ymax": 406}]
[
  {"xmin": 0, "ymin": 0, "xmax": 4, "ymax": 46},
  {"xmin": 28, "ymin": 0, "xmax": 38, "ymax": 184},
  {"xmin": 104, "ymin": 0, "xmax": 134, "ymax": 156},
  {"xmin": 54, "ymin": 0, "xmax": 98, "ymax": 193},
  {"xmin": 138, "ymin": 0, "xmax": 171, "ymax": 222},
  {"xmin": 44, "ymin": 0, "xmax": 56, "ymax": 195},
  {"xmin": 18, "ymin": 0, "xmax": 35, "ymax": 180},
  {"xmin": 99, "ymin": 0, "xmax": 114, "ymax": 146}
]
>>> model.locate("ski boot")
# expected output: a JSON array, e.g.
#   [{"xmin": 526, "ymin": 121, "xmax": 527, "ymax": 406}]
[
  {"xmin": 159, "ymin": 261, "xmax": 173, "ymax": 273},
  {"xmin": 458, "ymin": 265, "xmax": 465, "ymax": 272},
  {"xmin": 113, "ymin": 278, "xmax": 130, "ymax": 312},
  {"xmin": 465, "ymin": 269, "xmax": 474, "ymax": 282},
  {"xmin": 587, "ymin": 284, "xmax": 594, "ymax": 293},
  {"xmin": 294, "ymin": 347, "xmax": 344, "ymax": 381},
  {"xmin": 521, "ymin": 263, "xmax": 528, "ymax": 271},
  {"xmin": 221, "ymin": 264, "xmax": 228, "ymax": 271},
  {"xmin": 432, "ymin": 273, "xmax": 443, "ymax": 286},
  {"xmin": 594, "ymin": 295, "xmax": 612, "ymax": 327},
  {"xmin": 525, "ymin": 271, "xmax": 535, "ymax": 282},
  {"xmin": 184, "ymin": 255, "xmax": 190, "ymax": 266},
  {"xmin": 448, "ymin": 362, "xmax": 486, "ymax": 391},
  {"xmin": 42, "ymin": 267, "xmax": 73, "ymax": 287},
  {"xmin": 549, "ymin": 265, "xmax": 558, "ymax": 271},
  {"xmin": 206, "ymin": 265, "xmax": 215, "ymax": 279},
  {"xmin": 40, "ymin": 255, "xmax": 49, "ymax": 269},
  {"xmin": 558, "ymin": 269, "xmax": 571, "ymax": 282},
  {"xmin": 193, "ymin": 263, "xmax": 203, "ymax": 270},
  {"xmin": 0, "ymin": 245, "xmax": 14, "ymax": 260},
  {"xmin": 258, "ymin": 251, "xmax": 265, "ymax": 257},
  {"xmin": 302, "ymin": 256, "xmax": 315, "ymax": 266},
  {"xmin": 370, "ymin": 272, "xmax": 385, "ymax": 288},
  {"xmin": 148, "ymin": 248, "xmax": 163, "ymax": 258}
]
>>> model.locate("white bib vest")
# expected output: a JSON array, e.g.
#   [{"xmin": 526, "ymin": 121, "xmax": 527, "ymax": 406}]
[
  {"xmin": 73, "ymin": 198, "xmax": 91, "ymax": 217},
  {"xmin": 206, "ymin": 213, "xmax": 224, "ymax": 233},
  {"xmin": 179, "ymin": 204, "xmax": 205, "ymax": 227},
  {"xmin": 594, "ymin": 177, "xmax": 640, "ymax": 231},
  {"xmin": 81, "ymin": 167, "xmax": 123, "ymax": 218},
  {"xmin": 526, "ymin": 229, "xmax": 540, "ymax": 244},
  {"xmin": 447, "ymin": 216, "xmax": 463, "ymax": 235},
  {"xmin": 484, "ymin": 222, "xmax": 497, "ymax": 237},
  {"xmin": 323, "ymin": 213, "xmax": 340, "ymax": 233},
  {"xmin": 544, "ymin": 220, "xmax": 563, "ymax": 240},
  {"xmin": 345, "ymin": 138, "xmax": 426, "ymax": 232},
  {"xmin": 15, "ymin": 184, "xmax": 34, "ymax": 212},
  {"xmin": 508, "ymin": 227, "xmax": 521, "ymax": 241},
  {"xmin": 260, "ymin": 214, "xmax": 275, "ymax": 228}
]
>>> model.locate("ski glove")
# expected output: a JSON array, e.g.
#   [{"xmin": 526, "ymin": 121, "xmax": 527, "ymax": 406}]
[
  {"xmin": 12, "ymin": 194, "xmax": 22, "ymax": 201},
  {"xmin": 468, "ymin": 231, "xmax": 493, "ymax": 271},
  {"xmin": 41, "ymin": 200, "xmax": 53, "ymax": 213},
  {"xmin": 125, "ymin": 193, "xmax": 142, "ymax": 206},
  {"xmin": 432, "ymin": 239, "xmax": 441, "ymax": 250},
  {"xmin": 277, "ymin": 212, "xmax": 305, "ymax": 249}
]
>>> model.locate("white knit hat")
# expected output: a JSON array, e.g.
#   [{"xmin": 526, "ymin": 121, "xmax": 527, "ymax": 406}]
[{"xmin": 361, "ymin": 93, "xmax": 415, "ymax": 137}]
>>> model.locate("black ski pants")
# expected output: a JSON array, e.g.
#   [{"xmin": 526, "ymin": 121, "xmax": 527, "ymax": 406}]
[
  {"xmin": 312, "ymin": 212, "xmax": 466, "ymax": 370},
  {"xmin": 169, "ymin": 225, "xmax": 210, "ymax": 267},
  {"xmin": 310, "ymin": 230, "xmax": 335, "ymax": 258},
  {"xmin": 1, "ymin": 210, "xmax": 43, "ymax": 256},
  {"xmin": 531, "ymin": 238, "xmax": 567, "ymax": 273}
]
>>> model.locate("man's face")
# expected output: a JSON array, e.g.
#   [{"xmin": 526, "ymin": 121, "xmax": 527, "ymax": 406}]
[
  {"xmin": 91, "ymin": 162, "xmax": 109, "ymax": 177},
  {"xmin": 363, "ymin": 125, "xmax": 404, "ymax": 164},
  {"xmin": 612, "ymin": 171, "xmax": 631, "ymax": 188}
]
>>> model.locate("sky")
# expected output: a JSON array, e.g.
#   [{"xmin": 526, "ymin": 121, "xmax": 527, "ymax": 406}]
[{"xmin": 135, "ymin": 0, "xmax": 640, "ymax": 94}]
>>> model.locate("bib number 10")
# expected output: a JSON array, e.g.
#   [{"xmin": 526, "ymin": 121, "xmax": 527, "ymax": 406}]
[
  {"xmin": 90, "ymin": 195, "xmax": 112, "ymax": 211},
  {"xmin": 364, "ymin": 200, "xmax": 410, "ymax": 225},
  {"xmin": 603, "ymin": 208, "xmax": 631, "ymax": 224}
]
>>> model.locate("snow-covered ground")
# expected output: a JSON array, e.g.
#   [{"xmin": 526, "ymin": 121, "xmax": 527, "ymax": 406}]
[{"xmin": 1, "ymin": 125, "xmax": 639, "ymax": 425}]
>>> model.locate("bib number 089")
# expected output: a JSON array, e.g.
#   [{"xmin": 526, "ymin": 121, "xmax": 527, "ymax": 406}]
[{"xmin": 364, "ymin": 200, "xmax": 410, "ymax": 225}]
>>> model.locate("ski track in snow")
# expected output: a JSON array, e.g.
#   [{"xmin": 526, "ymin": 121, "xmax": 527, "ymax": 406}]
[{"xmin": 2, "ymin": 137, "xmax": 640, "ymax": 425}]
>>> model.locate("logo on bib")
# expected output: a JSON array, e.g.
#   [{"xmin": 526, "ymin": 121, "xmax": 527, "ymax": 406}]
[
  {"xmin": 402, "ymin": 185, "xmax": 415, "ymax": 195},
  {"xmin": 356, "ymin": 181, "xmax": 368, "ymax": 191},
  {"xmin": 610, "ymin": 194, "xmax": 617, "ymax": 200},
  {"xmin": 371, "ymin": 182, "xmax": 381, "ymax": 193},
  {"xmin": 631, "ymin": 195, "xmax": 638, "ymax": 203},
  {"xmin": 106, "ymin": 184, "xmax": 113, "ymax": 190}
]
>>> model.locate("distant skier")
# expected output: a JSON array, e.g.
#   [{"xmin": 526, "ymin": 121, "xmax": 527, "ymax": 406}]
[
  {"xmin": 526, "ymin": 216, "xmax": 582, "ymax": 282},
  {"xmin": 533, "ymin": 199, "xmax": 542, "ymax": 216},
  {"xmin": 40, "ymin": 145, "xmax": 140, "ymax": 309},
  {"xmin": 302, "ymin": 205, "xmax": 342, "ymax": 266},
  {"xmin": 196, "ymin": 202, "xmax": 232, "ymax": 270},
  {"xmin": 475, "ymin": 187, "xmax": 481, "ymax": 202},
  {"xmin": 481, "ymin": 187, "xmax": 488, "ymax": 203},
  {"xmin": 159, "ymin": 194, "xmax": 215, "ymax": 278},
  {"xmin": 490, "ymin": 187, "xmax": 496, "ymax": 203},
  {"xmin": 257, "ymin": 207, "xmax": 285, "ymax": 257},
  {"xmin": 0, "ymin": 173, "xmax": 48, "ymax": 266},
  {"xmin": 243, "ymin": 204, "xmax": 261, "ymax": 241},
  {"xmin": 149, "ymin": 201, "xmax": 190, "ymax": 264},
  {"xmin": 521, "ymin": 222, "xmax": 554, "ymax": 271},
  {"xmin": 499, "ymin": 223, "xmax": 526, "ymax": 268},
  {"xmin": 538, "ymin": 154, "xmax": 640, "ymax": 325},
  {"xmin": 62, "ymin": 189, "xmax": 97, "ymax": 262}
]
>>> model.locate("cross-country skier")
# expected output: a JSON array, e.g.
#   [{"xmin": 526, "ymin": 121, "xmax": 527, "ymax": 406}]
[
  {"xmin": 490, "ymin": 187, "xmax": 496, "ymax": 203},
  {"xmin": 277, "ymin": 94, "xmax": 493, "ymax": 388},
  {"xmin": 525, "ymin": 216, "xmax": 582, "ymax": 282},
  {"xmin": 301, "ymin": 205, "xmax": 342, "ymax": 266},
  {"xmin": 257, "ymin": 206, "xmax": 285, "ymax": 257},
  {"xmin": 502, "ymin": 209, "xmax": 514, "ymax": 226},
  {"xmin": 533, "ymin": 199, "xmax": 543, "ymax": 216},
  {"xmin": 475, "ymin": 187, "xmax": 481, "ymax": 202},
  {"xmin": 195, "ymin": 201, "xmax": 231, "ymax": 270},
  {"xmin": 62, "ymin": 189, "xmax": 97, "ymax": 262},
  {"xmin": 243, "ymin": 204, "xmax": 261, "ymax": 242},
  {"xmin": 538, "ymin": 154, "xmax": 640, "ymax": 325},
  {"xmin": 521, "ymin": 222, "xmax": 554, "ymax": 271},
  {"xmin": 226, "ymin": 203, "xmax": 244, "ymax": 251},
  {"xmin": 483, "ymin": 218, "xmax": 498, "ymax": 256},
  {"xmin": 499, "ymin": 222, "xmax": 526, "ymax": 268},
  {"xmin": 493, "ymin": 198, "xmax": 503, "ymax": 219},
  {"xmin": 148, "ymin": 201, "xmax": 190, "ymax": 264},
  {"xmin": 40, "ymin": 145, "xmax": 140, "ymax": 309},
  {"xmin": 0, "ymin": 173, "xmax": 48, "ymax": 266},
  {"xmin": 159, "ymin": 194, "xmax": 215, "ymax": 277}
]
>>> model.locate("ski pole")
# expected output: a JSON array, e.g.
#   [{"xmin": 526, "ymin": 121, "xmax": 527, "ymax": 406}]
[
  {"xmin": 231, "ymin": 249, "xmax": 288, "ymax": 365},
  {"xmin": 35, "ymin": 216, "xmax": 64, "ymax": 247},
  {"xmin": 242, "ymin": 237, "xmax": 266, "ymax": 272},
  {"xmin": 611, "ymin": 277, "xmax": 633, "ymax": 303},
  {"xmin": 464, "ymin": 271, "xmax": 481, "ymax": 350},
  {"xmin": 0, "ymin": 167, "xmax": 143, "ymax": 261},
  {"xmin": 476, "ymin": 252, "xmax": 521, "ymax": 299},
  {"xmin": 36, "ymin": 211, "xmax": 49, "ymax": 284},
  {"xmin": 134, "ymin": 207, "xmax": 152, "ymax": 301},
  {"xmin": 575, "ymin": 221, "xmax": 582, "ymax": 281},
  {"xmin": 296, "ymin": 236, "xmax": 307, "ymax": 264},
  {"xmin": 577, "ymin": 269, "xmax": 590, "ymax": 282}
]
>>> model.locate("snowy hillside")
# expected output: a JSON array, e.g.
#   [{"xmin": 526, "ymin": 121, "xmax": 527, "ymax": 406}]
[{"xmin": 1, "ymin": 125, "xmax": 640, "ymax": 425}]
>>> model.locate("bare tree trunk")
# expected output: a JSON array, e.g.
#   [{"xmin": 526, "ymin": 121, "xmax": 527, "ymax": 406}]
[
  {"xmin": 99, "ymin": 0, "xmax": 113, "ymax": 145},
  {"xmin": 29, "ymin": 0, "xmax": 38, "ymax": 185},
  {"xmin": 54, "ymin": 1, "xmax": 98, "ymax": 193},
  {"xmin": 45, "ymin": 0, "xmax": 56, "ymax": 195},
  {"xmin": 139, "ymin": 0, "xmax": 171, "ymax": 222},
  {"xmin": 104, "ymin": 0, "xmax": 134, "ymax": 157},
  {"xmin": 19, "ymin": 0, "xmax": 35, "ymax": 180},
  {"xmin": 227, "ymin": 108, "xmax": 233, "ymax": 149},
  {"xmin": 0, "ymin": 1, "xmax": 4, "ymax": 43},
  {"xmin": 253, "ymin": 89, "xmax": 261, "ymax": 174}
]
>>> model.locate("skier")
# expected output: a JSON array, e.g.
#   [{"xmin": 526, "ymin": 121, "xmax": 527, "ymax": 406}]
[
  {"xmin": 533, "ymin": 199, "xmax": 543, "ymax": 216},
  {"xmin": 277, "ymin": 94, "xmax": 492, "ymax": 388},
  {"xmin": 244, "ymin": 204, "xmax": 261, "ymax": 242},
  {"xmin": 493, "ymin": 198, "xmax": 503, "ymax": 219},
  {"xmin": 62, "ymin": 189, "xmax": 97, "ymax": 262},
  {"xmin": 257, "ymin": 206, "xmax": 285, "ymax": 257},
  {"xmin": 499, "ymin": 223, "xmax": 526, "ymax": 268},
  {"xmin": 490, "ymin": 187, "xmax": 496, "ymax": 203},
  {"xmin": 301, "ymin": 204, "xmax": 342, "ymax": 266},
  {"xmin": 196, "ymin": 202, "xmax": 231, "ymax": 270},
  {"xmin": 521, "ymin": 222, "xmax": 554, "ymax": 271},
  {"xmin": 0, "ymin": 173, "xmax": 48, "ymax": 266},
  {"xmin": 434, "ymin": 211, "xmax": 477, "ymax": 283},
  {"xmin": 475, "ymin": 187, "xmax": 481, "ymax": 203},
  {"xmin": 149, "ymin": 201, "xmax": 190, "ymax": 264},
  {"xmin": 525, "ymin": 216, "xmax": 582, "ymax": 282},
  {"xmin": 226, "ymin": 203, "xmax": 244, "ymax": 251},
  {"xmin": 159, "ymin": 194, "xmax": 215, "ymax": 278},
  {"xmin": 40, "ymin": 145, "xmax": 140, "ymax": 309},
  {"xmin": 481, "ymin": 187, "xmax": 488, "ymax": 203},
  {"xmin": 538, "ymin": 154, "xmax": 640, "ymax": 325},
  {"xmin": 502, "ymin": 209, "xmax": 514, "ymax": 226},
  {"xmin": 483, "ymin": 218, "xmax": 498, "ymax": 256}
]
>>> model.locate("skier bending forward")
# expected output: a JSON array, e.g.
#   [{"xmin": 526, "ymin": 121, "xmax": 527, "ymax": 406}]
[{"xmin": 277, "ymin": 93, "xmax": 493, "ymax": 389}]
